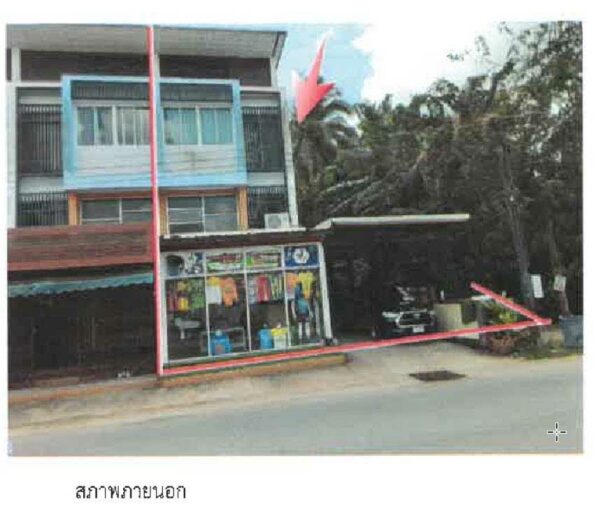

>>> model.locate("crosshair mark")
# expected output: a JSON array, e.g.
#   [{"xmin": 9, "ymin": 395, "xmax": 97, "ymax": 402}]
[{"xmin": 547, "ymin": 422, "xmax": 568, "ymax": 443}]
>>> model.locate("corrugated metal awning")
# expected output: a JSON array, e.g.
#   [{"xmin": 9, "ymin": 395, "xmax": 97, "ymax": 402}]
[{"xmin": 8, "ymin": 272, "xmax": 153, "ymax": 298}]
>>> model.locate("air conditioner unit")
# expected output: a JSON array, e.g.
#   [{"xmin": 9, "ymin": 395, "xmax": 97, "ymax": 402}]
[{"xmin": 264, "ymin": 212, "xmax": 291, "ymax": 230}]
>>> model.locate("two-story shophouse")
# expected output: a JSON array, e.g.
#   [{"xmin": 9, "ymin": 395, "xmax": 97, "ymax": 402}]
[{"xmin": 7, "ymin": 24, "xmax": 333, "ymax": 387}]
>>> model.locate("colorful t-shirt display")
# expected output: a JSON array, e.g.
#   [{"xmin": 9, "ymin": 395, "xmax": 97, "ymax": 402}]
[
  {"xmin": 206, "ymin": 276, "xmax": 222, "ymax": 304},
  {"xmin": 298, "ymin": 271, "xmax": 316, "ymax": 300},
  {"xmin": 220, "ymin": 277, "xmax": 239, "ymax": 307}
]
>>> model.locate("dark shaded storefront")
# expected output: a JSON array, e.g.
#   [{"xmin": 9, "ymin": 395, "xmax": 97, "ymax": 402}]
[{"xmin": 8, "ymin": 278, "xmax": 155, "ymax": 388}]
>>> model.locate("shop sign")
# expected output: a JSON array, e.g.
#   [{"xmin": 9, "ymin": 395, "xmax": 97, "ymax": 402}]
[
  {"xmin": 284, "ymin": 245, "xmax": 319, "ymax": 268},
  {"xmin": 206, "ymin": 252, "xmax": 243, "ymax": 273},
  {"xmin": 246, "ymin": 248, "xmax": 282, "ymax": 270}
]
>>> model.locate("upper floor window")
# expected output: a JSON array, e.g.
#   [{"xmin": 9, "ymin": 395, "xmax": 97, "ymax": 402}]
[
  {"xmin": 201, "ymin": 108, "xmax": 233, "ymax": 145},
  {"xmin": 80, "ymin": 198, "xmax": 151, "ymax": 225},
  {"xmin": 163, "ymin": 107, "xmax": 233, "ymax": 146},
  {"xmin": 167, "ymin": 195, "xmax": 237, "ymax": 234},
  {"xmin": 77, "ymin": 107, "xmax": 113, "ymax": 146},
  {"xmin": 117, "ymin": 107, "xmax": 150, "ymax": 146},
  {"xmin": 164, "ymin": 108, "xmax": 198, "ymax": 145}
]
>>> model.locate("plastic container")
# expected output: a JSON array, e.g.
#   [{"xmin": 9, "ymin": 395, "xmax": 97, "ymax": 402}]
[{"xmin": 559, "ymin": 315, "xmax": 583, "ymax": 348}]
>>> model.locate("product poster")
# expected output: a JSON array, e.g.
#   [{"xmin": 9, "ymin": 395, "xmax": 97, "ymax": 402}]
[
  {"xmin": 284, "ymin": 245, "xmax": 319, "ymax": 268},
  {"xmin": 206, "ymin": 252, "xmax": 243, "ymax": 273},
  {"xmin": 165, "ymin": 252, "xmax": 204, "ymax": 277},
  {"xmin": 245, "ymin": 248, "xmax": 282, "ymax": 270}
]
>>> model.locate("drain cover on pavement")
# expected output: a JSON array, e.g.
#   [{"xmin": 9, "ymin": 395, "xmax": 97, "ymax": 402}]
[{"xmin": 409, "ymin": 370, "xmax": 465, "ymax": 382}]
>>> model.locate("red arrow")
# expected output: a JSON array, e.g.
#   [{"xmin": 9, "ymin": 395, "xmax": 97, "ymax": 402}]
[{"xmin": 293, "ymin": 39, "xmax": 335, "ymax": 123}]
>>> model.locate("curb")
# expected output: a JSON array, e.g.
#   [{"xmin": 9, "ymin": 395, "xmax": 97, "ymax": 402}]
[
  {"xmin": 159, "ymin": 353, "xmax": 348, "ymax": 388},
  {"xmin": 9, "ymin": 353, "xmax": 349, "ymax": 407}
]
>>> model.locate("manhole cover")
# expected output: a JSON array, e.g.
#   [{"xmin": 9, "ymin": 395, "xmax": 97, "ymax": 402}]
[{"xmin": 409, "ymin": 370, "xmax": 465, "ymax": 382}]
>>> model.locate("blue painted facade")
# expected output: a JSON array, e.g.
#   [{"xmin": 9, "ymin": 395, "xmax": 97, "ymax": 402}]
[{"xmin": 62, "ymin": 75, "xmax": 248, "ymax": 192}]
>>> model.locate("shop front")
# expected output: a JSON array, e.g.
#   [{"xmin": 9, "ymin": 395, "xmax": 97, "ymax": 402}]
[{"xmin": 160, "ymin": 239, "xmax": 332, "ymax": 367}]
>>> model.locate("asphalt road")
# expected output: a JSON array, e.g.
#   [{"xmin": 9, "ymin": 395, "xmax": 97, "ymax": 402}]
[{"xmin": 11, "ymin": 357, "xmax": 582, "ymax": 455}]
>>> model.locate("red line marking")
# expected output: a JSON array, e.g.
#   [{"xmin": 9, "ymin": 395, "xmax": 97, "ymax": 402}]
[
  {"xmin": 162, "ymin": 283, "xmax": 552, "ymax": 377},
  {"xmin": 470, "ymin": 282, "xmax": 552, "ymax": 325},
  {"xmin": 147, "ymin": 26, "xmax": 163, "ymax": 377}
]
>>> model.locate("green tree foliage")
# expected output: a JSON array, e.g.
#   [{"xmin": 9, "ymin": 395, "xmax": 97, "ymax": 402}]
[{"xmin": 292, "ymin": 21, "xmax": 582, "ymax": 315}]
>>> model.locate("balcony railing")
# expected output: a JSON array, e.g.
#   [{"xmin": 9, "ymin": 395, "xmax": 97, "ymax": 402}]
[
  {"xmin": 248, "ymin": 185, "xmax": 288, "ymax": 228},
  {"xmin": 17, "ymin": 191, "xmax": 68, "ymax": 227}
]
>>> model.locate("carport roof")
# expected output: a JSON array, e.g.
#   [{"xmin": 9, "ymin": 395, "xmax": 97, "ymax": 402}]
[{"xmin": 314, "ymin": 214, "xmax": 471, "ymax": 230}]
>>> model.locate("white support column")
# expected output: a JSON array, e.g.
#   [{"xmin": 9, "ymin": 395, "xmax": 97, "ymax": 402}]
[
  {"xmin": 279, "ymin": 89, "xmax": 299, "ymax": 227},
  {"xmin": 6, "ymin": 48, "xmax": 21, "ymax": 229},
  {"xmin": 11, "ymin": 47, "xmax": 21, "ymax": 82},
  {"xmin": 6, "ymin": 83, "xmax": 17, "ymax": 228},
  {"xmin": 318, "ymin": 242, "xmax": 333, "ymax": 340},
  {"xmin": 269, "ymin": 58, "xmax": 278, "ymax": 88}
]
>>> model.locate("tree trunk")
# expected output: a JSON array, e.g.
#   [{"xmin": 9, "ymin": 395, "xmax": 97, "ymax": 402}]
[
  {"xmin": 498, "ymin": 145, "xmax": 535, "ymax": 309},
  {"xmin": 546, "ymin": 218, "xmax": 571, "ymax": 316}
]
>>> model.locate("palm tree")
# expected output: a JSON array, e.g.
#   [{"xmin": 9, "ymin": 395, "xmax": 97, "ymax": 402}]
[{"xmin": 290, "ymin": 85, "xmax": 357, "ymax": 227}]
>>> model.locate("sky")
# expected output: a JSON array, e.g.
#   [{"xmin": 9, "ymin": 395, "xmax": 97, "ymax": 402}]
[{"xmin": 275, "ymin": 21, "xmax": 535, "ymax": 106}]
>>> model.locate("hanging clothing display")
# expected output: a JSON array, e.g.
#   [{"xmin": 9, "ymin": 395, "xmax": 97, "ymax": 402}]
[
  {"xmin": 256, "ymin": 275, "xmax": 272, "ymax": 302},
  {"xmin": 269, "ymin": 274, "xmax": 284, "ymax": 300},
  {"xmin": 220, "ymin": 277, "xmax": 239, "ymax": 307},
  {"xmin": 248, "ymin": 274, "xmax": 284, "ymax": 304},
  {"xmin": 286, "ymin": 272, "xmax": 300, "ymax": 298},
  {"xmin": 247, "ymin": 276, "xmax": 259, "ymax": 304},
  {"xmin": 188, "ymin": 279, "xmax": 205, "ymax": 310},
  {"xmin": 206, "ymin": 276, "xmax": 222, "ymax": 304},
  {"xmin": 167, "ymin": 282, "xmax": 179, "ymax": 312},
  {"xmin": 298, "ymin": 271, "xmax": 316, "ymax": 300}
]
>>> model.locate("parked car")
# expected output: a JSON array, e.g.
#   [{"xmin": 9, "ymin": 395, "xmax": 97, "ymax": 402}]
[{"xmin": 372, "ymin": 285, "xmax": 436, "ymax": 339}]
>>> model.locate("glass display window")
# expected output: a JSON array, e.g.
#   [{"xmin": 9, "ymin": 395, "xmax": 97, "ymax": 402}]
[
  {"xmin": 286, "ymin": 269, "xmax": 324, "ymax": 345},
  {"xmin": 248, "ymin": 271, "xmax": 288, "ymax": 351},
  {"xmin": 165, "ymin": 277, "xmax": 208, "ymax": 360},
  {"xmin": 162, "ymin": 242, "xmax": 328, "ymax": 364},
  {"xmin": 206, "ymin": 274, "xmax": 248, "ymax": 355}
]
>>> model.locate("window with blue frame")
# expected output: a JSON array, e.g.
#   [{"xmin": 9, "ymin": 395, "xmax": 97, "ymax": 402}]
[
  {"xmin": 163, "ymin": 107, "xmax": 233, "ymax": 146},
  {"xmin": 200, "ymin": 108, "xmax": 233, "ymax": 145},
  {"xmin": 117, "ymin": 107, "xmax": 150, "ymax": 146},
  {"xmin": 77, "ymin": 106, "xmax": 113, "ymax": 146},
  {"xmin": 164, "ymin": 108, "xmax": 198, "ymax": 145}
]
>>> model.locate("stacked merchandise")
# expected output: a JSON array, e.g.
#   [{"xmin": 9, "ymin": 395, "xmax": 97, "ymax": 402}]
[
  {"xmin": 257, "ymin": 325, "xmax": 288, "ymax": 350},
  {"xmin": 271, "ymin": 326, "xmax": 288, "ymax": 349}
]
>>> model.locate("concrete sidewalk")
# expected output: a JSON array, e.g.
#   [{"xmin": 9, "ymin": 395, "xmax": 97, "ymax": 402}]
[{"xmin": 9, "ymin": 341, "xmax": 577, "ymax": 436}]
